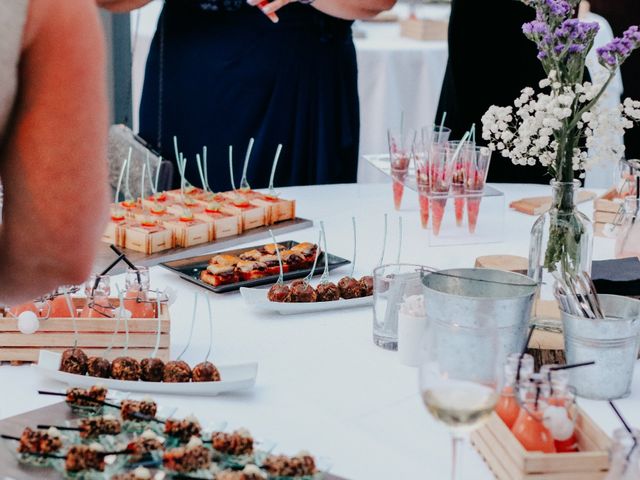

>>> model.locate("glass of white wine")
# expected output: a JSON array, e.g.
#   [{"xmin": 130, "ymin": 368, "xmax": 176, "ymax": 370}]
[{"xmin": 418, "ymin": 316, "xmax": 502, "ymax": 480}]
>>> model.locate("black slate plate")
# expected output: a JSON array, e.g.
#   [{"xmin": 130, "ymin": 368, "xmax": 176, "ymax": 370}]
[{"xmin": 160, "ymin": 240, "xmax": 350, "ymax": 293}]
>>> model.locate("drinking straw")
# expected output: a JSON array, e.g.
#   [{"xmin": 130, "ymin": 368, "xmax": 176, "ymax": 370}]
[
  {"xmin": 610, "ymin": 401, "xmax": 633, "ymax": 433},
  {"xmin": 109, "ymin": 244, "xmax": 141, "ymax": 284},
  {"xmin": 269, "ymin": 229, "xmax": 285, "ymax": 285},
  {"xmin": 378, "ymin": 213, "xmax": 388, "ymax": 267},
  {"xmin": 451, "ymin": 131, "xmax": 471, "ymax": 166},
  {"xmin": 177, "ymin": 292, "xmax": 198, "ymax": 361},
  {"xmin": 438, "ymin": 112, "xmax": 447, "ymax": 143},
  {"xmin": 268, "ymin": 144, "xmax": 284, "ymax": 193},
  {"xmin": 93, "ymin": 255, "xmax": 125, "ymax": 293},
  {"xmin": 550, "ymin": 361, "xmax": 596, "ymax": 371},
  {"xmin": 470, "ymin": 123, "xmax": 476, "ymax": 145},
  {"xmin": 228, "ymin": 146, "xmax": 236, "ymax": 191}
]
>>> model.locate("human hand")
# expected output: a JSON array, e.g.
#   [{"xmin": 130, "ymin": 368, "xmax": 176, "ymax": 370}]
[
  {"xmin": 96, "ymin": 0, "xmax": 153, "ymax": 13},
  {"xmin": 246, "ymin": 0, "xmax": 300, "ymax": 23}
]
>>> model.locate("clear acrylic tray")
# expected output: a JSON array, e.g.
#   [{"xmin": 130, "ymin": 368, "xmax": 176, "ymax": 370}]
[{"xmin": 363, "ymin": 154, "xmax": 505, "ymax": 246}]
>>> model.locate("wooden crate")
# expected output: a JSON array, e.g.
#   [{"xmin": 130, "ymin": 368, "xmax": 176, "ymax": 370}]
[
  {"xmin": 400, "ymin": 18, "xmax": 448, "ymax": 41},
  {"xmin": 0, "ymin": 298, "xmax": 170, "ymax": 363},
  {"xmin": 471, "ymin": 410, "xmax": 610, "ymax": 480},
  {"xmin": 593, "ymin": 188, "xmax": 624, "ymax": 238}
]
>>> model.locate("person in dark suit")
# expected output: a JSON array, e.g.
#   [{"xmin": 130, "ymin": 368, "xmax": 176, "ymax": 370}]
[{"xmin": 436, "ymin": 0, "xmax": 549, "ymax": 183}]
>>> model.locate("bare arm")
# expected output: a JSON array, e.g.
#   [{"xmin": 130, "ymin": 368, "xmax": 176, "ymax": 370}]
[
  {"xmin": 250, "ymin": 0, "xmax": 397, "ymax": 20},
  {"xmin": 96, "ymin": 0, "xmax": 152, "ymax": 13},
  {"xmin": 0, "ymin": 0, "xmax": 109, "ymax": 305}
]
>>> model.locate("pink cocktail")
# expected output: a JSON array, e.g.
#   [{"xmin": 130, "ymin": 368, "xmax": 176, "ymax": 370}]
[
  {"xmin": 464, "ymin": 147, "xmax": 492, "ymax": 234},
  {"xmin": 388, "ymin": 128, "xmax": 415, "ymax": 210},
  {"xmin": 428, "ymin": 144, "xmax": 454, "ymax": 236}
]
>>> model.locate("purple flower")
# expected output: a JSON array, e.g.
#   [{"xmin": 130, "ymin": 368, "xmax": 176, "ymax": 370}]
[
  {"xmin": 623, "ymin": 25, "xmax": 640, "ymax": 45},
  {"xmin": 597, "ymin": 31, "xmax": 640, "ymax": 68},
  {"xmin": 544, "ymin": 0, "xmax": 571, "ymax": 17},
  {"xmin": 523, "ymin": 20, "xmax": 549, "ymax": 36}
]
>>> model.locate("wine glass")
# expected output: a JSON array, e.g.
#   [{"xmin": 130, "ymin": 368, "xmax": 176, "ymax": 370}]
[{"xmin": 418, "ymin": 316, "xmax": 502, "ymax": 480}]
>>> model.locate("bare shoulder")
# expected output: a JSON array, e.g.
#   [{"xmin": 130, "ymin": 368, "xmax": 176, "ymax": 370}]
[{"xmin": 22, "ymin": 0, "xmax": 104, "ymax": 54}]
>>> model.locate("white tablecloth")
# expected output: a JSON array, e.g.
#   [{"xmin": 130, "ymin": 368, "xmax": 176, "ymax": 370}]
[
  {"xmin": 2, "ymin": 183, "xmax": 640, "ymax": 480},
  {"xmin": 354, "ymin": 5, "xmax": 450, "ymax": 183}
]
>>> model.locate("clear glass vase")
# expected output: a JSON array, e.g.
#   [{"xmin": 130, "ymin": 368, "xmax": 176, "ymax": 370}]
[{"xmin": 528, "ymin": 180, "xmax": 594, "ymax": 324}]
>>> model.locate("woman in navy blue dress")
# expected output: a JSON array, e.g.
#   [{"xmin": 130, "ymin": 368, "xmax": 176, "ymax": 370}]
[{"xmin": 99, "ymin": 0, "xmax": 395, "ymax": 191}]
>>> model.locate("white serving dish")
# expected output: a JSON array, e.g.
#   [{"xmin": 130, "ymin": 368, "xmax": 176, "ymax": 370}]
[
  {"xmin": 34, "ymin": 350, "xmax": 257, "ymax": 396},
  {"xmin": 240, "ymin": 287, "xmax": 373, "ymax": 315}
]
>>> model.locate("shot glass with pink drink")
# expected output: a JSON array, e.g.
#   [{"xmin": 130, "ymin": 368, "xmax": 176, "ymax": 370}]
[
  {"xmin": 464, "ymin": 147, "xmax": 492, "ymax": 234},
  {"xmin": 388, "ymin": 128, "xmax": 417, "ymax": 210},
  {"xmin": 428, "ymin": 144, "xmax": 455, "ymax": 236},
  {"xmin": 448, "ymin": 139, "xmax": 475, "ymax": 227},
  {"xmin": 415, "ymin": 126, "xmax": 451, "ymax": 227}
]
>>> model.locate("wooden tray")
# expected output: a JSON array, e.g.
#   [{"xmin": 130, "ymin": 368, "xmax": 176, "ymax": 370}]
[
  {"xmin": 0, "ymin": 298, "xmax": 170, "ymax": 363},
  {"xmin": 471, "ymin": 410, "xmax": 610, "ymax": 480},
  {"xmin": 92, "ymin": 217, "xmax": 313, "ymax": 275},
  {"xmin": 0, "ymin": 402, "xmax": 349, "ymax": 479}
]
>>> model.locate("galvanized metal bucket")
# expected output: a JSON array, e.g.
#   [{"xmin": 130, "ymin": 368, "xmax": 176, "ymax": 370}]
[
  {"xmin": 561, "ymin": 294, "xmax": 640, "ymax": 400},
  {"xmin": 422, "ymin": 268, "xmax": 537, "ymax": 372}
]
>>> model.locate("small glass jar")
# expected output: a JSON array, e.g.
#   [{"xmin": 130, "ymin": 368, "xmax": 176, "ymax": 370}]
[
  {"xmin": 539, "ymin": 366, "xmax": 579, "ymax": 453},
  {"xmin": 615, "ymin": 196, "xmax": 640, "ymax": 259},
  {"xmin": 604, "ymin": 428, "xmax": 640, "ymax": 480},
  {"xmin": 511, "ymin": 376, "xmax": 556, "ymax": 453},
  {"xmin": 124, "ymin": 267, "xmax": 155, "ymax": 318},
  {"xmin": 496, "ymin": 353, "xmax": 534, "ymax": 429},
  {"xmin": 81, "ymin": 275, "xmax": 112, "ymax": 318}
]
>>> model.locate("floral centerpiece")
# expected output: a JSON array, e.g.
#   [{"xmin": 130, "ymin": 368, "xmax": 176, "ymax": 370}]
[{"xmin": 482, "ymin": 0, "xmax": 640, "ymax": 283}]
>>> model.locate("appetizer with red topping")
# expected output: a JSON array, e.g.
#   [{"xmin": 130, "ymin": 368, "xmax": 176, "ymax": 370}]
[
  {"xmin": 18, "ymin": 427, "xmax": 63, "ymax": 456},
  {"xmin": 163, "ymin": 438, "xmax": 211, "ymax": 473},
  {"xmin": 164, "ymin": 417, "xmax": 202, "ymax": 443},
  {"xmin": 262, "ymin": 452, "xmax": 318, "ymax": 477}
]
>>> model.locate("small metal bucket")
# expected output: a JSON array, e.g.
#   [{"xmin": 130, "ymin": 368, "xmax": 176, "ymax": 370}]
[
  {"xmin": 561, "ymin": 294, "xmax": 640, "ymax": 400},
  {"xmin": 422, "ymin": 268, "xmax": 537, "ymax": 370}
]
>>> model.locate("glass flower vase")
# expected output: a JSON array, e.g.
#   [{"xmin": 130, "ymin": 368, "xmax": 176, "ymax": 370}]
[{"xmin": 528, "ymin": 180, "xmax": 593, "ymax": 324}]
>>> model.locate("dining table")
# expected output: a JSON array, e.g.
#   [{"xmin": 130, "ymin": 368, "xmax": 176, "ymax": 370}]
[{"xmin": 1, "ymin": 181, "xmax": 638, "ymax": 479}]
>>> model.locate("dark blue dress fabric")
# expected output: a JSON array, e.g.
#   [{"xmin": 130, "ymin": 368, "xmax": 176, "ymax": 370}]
[{"xmin": 139, "ymin": 0, "xmax": 360, "ymax": 191}]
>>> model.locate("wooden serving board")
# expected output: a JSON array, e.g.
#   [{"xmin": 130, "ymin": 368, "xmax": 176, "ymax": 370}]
[
  {"xmin": 510, "ymin": 191, "xmax": 597, "ymax": 216},
  {"xmin": 92, "ymin": 217, "xmax": 313, "ymax": 275},
  {"xmin": 0, "ymin": 403, "xmax": 349, "ymax": 479}
]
